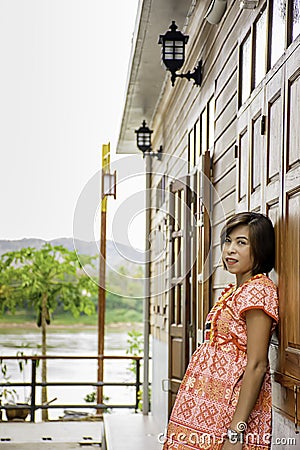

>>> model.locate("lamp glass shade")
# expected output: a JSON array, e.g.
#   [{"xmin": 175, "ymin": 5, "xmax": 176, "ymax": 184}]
[
  {"xmin": 135, "ymin": 120, "xmax": 153, "ymax": 153},
  {"xmin": 158, "ymin": 21, "xmax": 188, "ymax": 72}
]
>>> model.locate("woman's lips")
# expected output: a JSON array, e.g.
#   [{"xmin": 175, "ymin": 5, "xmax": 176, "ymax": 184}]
[{"xmin": 226, "ymin": 258, "xmax": 238, "ymax": 265}]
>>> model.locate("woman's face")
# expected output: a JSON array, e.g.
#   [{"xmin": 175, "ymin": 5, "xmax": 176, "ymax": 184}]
[{"xmin": 222, "ymin": 224, "xmax": 254, "ymax": 285}]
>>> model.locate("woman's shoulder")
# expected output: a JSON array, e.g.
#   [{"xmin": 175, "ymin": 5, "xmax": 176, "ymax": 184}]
[
  {"xmin": 241, "ymin": 273, "xmax": 277, "ymax": 292},
  {"xmin": 235, "ymin": 274, "xmax": 279, "ymax": 321},
  {"xmin": 235, "ymin": 274, "xmax": 278, "ymax": 304}
]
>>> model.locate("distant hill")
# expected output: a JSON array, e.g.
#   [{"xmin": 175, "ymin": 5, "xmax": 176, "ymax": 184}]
[{"xmin": 0, "ymin": 238, "xmax": 145, "ymax": 272}]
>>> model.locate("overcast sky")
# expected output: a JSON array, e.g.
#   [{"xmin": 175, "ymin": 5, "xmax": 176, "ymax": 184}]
[{"xmin": 0, "ymin": 0, "xmax": 146, "ymax": 249}]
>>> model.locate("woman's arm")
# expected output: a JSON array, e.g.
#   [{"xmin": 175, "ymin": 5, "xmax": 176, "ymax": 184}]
[{"xmin": 222, "ymin": 308, "xmax": 273, "ymax": 449}]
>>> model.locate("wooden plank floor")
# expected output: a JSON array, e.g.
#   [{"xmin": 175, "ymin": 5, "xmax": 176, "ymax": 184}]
[{"xmin": 103, "ymin": 414, "xmax": 162, "ymax": 450}]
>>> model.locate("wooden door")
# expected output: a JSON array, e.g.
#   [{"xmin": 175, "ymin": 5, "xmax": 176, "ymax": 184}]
[
  {"xmin": 248, "ymin": 89, "xmax": 265, "ymax": 212},
  {"xmin": 189, "ymin": 171, "xmax": 198, "ymax": 355},
  {"xmin": 274, "ymin": 44, "xmax": 300, "ymax": 427},
  {"xmin": 235, "ymin": 55, "xmax": 300, "ymax": 425},
  {"xmin": 196, "ymin": 151, "xmax": 212, "ymax": 343},
  {"xmin": 168, "ymin": 177, "xmax": 193, "ymax": 414},
  {"xmin": 264, "ymin": 68, "xmax": 284, "ymax": 217},
  {"xmin": 264, "ymin": 66, "xmax": 284, "ymax": 416},
  {"xmin": 264, "ymin": 65, "xmax": 284, "ymax": 287},
  {"xmin": 237, "ymin": 87, "xmax": 266, "ymax": 213}
]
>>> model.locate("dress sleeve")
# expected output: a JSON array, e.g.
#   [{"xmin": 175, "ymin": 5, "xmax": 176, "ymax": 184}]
[{"xmin": 235, "ymin": 277, "xmax": 279, "ymax": 323}]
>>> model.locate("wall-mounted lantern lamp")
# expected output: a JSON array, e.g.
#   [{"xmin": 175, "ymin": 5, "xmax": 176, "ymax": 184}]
[
  {"xmin": 239, "ymin": 0, "xmax": 259, "ymax": 9},
  {"xmin": 158, "ymin": 21, "xmax": 202, "ymax": 87},
  {"xmin": 135, "ymin": 120, "xmax": 162, "ymax": 160}
]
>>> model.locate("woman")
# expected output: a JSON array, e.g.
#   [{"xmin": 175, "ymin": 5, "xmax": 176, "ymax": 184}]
[{"xmin": 162, "ymin": 212, "xmax": 279, "ymax": 450}]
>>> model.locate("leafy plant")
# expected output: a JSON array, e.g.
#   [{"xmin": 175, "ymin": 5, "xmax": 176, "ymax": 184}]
[
  {"xmin": 84, "ymin": 389, "xmax": 110, "ymax": 413},
  {"xmin": 0, "ymin": 359, "xmax": 17, "ymax": 404},
  {"xmin": 126, "ymin": 329, "xmax": 143, "ymax": 374},
  {"xmin": 126, "ymin": 330, "xmax": 144, "ymax": 410},
  {"xmin": 16, "ymin": 350, "xmax": 35, "ymax": 404},
  {"xmin": 84, "ymin": 390, "xmax": 96, "ymax": 403},
  {"xmin": 0, "ymin": 348, "xmax": 40, "ymax": 407}
]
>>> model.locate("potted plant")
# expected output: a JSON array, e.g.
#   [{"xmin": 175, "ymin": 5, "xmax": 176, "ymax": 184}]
[
  {"xmin": 0, "ymin": 354, "xmax": 30, "ymax": 421},
  {"xmin": 4, "ymin": 403, "xmax": 30, "ymax": 421}
]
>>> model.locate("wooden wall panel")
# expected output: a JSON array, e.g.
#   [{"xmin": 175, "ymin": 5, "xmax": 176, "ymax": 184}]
[
  {"xmin": 212, "ymin": 190, "xmax": 236, "ymax": 224},
  {"xmin": 284, "ymin": 191, "xmax": 300, "ymax": 369},
  {"xmin": 213, "ymin": 147, "xmax": 236, "ymax": 182},
  {"xmin": 288, "ymin": 72, "xmax": 300, "ymax": 169},
  {"xmin": 251, "ymin": 114, "xmax": 262, "ymax": 191},
  {"xmin": 239, "ymin": 128, "xmax": 249, "ymax": 201},
  {"xmin": 214, "ymin": 167, "xmax": 236, "ymax": 200},
  {"xmin": 214, "ymin": 95, "xmax": 237, "ymax": 140},
  {"xmin": 214, "ymin": 122, "xmax": 237, "ymax": 159},
  {"xmin": 267, "ymin": 94, "xmax": 282, "ymax": 182},
  {"xmin": 215, "ymin": 71, "xmax": 238, "ymax": 119},
  {"xmin": 215, "ymin": 48, "xmax": 238, "ymax": 98}
]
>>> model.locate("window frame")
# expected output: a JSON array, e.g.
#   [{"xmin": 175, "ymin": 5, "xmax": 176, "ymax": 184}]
[
  {"xmin": 238, "ymin": 0, "xmax": 298, "ymax": 108},
  {"xmin": 188, "ymin": 96, "xmax": 214, "ymax": 171}
]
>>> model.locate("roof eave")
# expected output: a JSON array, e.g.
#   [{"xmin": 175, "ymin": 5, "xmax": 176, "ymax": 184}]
[{"xmin": 116, "ymin": 0, "xmax": 192, "ymax": 154}]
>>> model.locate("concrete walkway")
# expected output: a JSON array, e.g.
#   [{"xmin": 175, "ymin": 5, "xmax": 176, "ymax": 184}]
[
  {"xmin": 0, "ymin": 421, "xmax": 103, "ymax": 449},
  {"xmin": 103, "ymin": 414, "xmax": 162, "ymax": 450}
]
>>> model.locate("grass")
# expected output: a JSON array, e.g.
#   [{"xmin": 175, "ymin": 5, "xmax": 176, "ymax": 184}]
[
  {"xmin": 0, "ymin": 309, "xmax": 142, "ymax": 327},
  {"xmin": 0, "ymin": 311, "xmax": 37, "ymax": 324}
]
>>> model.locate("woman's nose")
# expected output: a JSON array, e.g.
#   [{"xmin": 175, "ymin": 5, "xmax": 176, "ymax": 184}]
[{"xmin": 227, "ymin": 242, "xmax": 236, "ymax": 253}]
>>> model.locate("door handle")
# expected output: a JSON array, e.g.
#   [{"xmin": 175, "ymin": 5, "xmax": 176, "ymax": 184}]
[{"xmin": 162, "ymin": 379, "xmax": 170, "ymax": 392}]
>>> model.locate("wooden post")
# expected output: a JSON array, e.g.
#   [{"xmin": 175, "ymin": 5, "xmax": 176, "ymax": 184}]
[
  {"xmin": 41, "ymin": 292, "xmax": 48, "ymax": 421},
  {"xmin": 97, "ymin": 143, "xmax": 110, "ymax": 413},
  {"xmin": 142, "ymin": 154, "xmax": 151, "ymax": 414}
]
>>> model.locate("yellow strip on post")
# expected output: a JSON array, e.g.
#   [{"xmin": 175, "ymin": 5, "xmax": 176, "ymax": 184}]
[
  {"xmin": 102, "ymin": 143, "xmax": 110, "ymax": 174},
  {"xmin": 101, "ymin": 143, "xmax": 110, "ymax": 212}
]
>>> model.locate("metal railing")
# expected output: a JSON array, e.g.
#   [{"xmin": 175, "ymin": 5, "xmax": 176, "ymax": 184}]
[{"xmin": 0, "ymin": 355, "xmax": 142, "ymax": 422}]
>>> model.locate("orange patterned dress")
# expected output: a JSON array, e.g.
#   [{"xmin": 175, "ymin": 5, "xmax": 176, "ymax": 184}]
[{"xmin": 162, "ymin": 274, "xmax": 279, "ymax": 450}]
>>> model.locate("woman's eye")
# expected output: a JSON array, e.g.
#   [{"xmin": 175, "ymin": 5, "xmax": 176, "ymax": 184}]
[{"xmin": 238, "ymin": 240, "xmax": 247, "ymax": 245}]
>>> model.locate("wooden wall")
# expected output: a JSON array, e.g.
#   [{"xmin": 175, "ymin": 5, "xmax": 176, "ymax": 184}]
[{"xmin": 148, "ymin": 0, "xmax": 300, "ymax": 426}]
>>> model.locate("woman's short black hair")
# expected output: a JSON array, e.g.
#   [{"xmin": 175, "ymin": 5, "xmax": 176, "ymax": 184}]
[{"xmin": 220, "ymin": 212, "xmax": 275, "ymax": 275}]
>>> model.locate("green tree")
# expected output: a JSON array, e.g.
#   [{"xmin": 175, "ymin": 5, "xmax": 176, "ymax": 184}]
[{"xmin": 0, "ymin": 243, "xmax": 97, "ymax": 420}]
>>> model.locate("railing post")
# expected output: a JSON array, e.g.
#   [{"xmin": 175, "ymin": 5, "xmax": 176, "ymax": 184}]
[
  {"xmin": 135, "ymin": 358, "xmax": 141, "ymax": 412},
  {"xmin": 30, "ymin": 359, "xmax": 37, "ymax": 422}
]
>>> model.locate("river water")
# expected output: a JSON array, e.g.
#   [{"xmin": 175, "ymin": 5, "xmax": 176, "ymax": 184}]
[{"xmin": 0, "ymin": 326, "xmax": 142, "ymax": 421}]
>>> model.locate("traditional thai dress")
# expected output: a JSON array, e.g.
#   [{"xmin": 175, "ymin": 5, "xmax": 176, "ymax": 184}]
[{"xmin": 162, "ymin": 274, "xmax": 279, "ymax": 450}]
